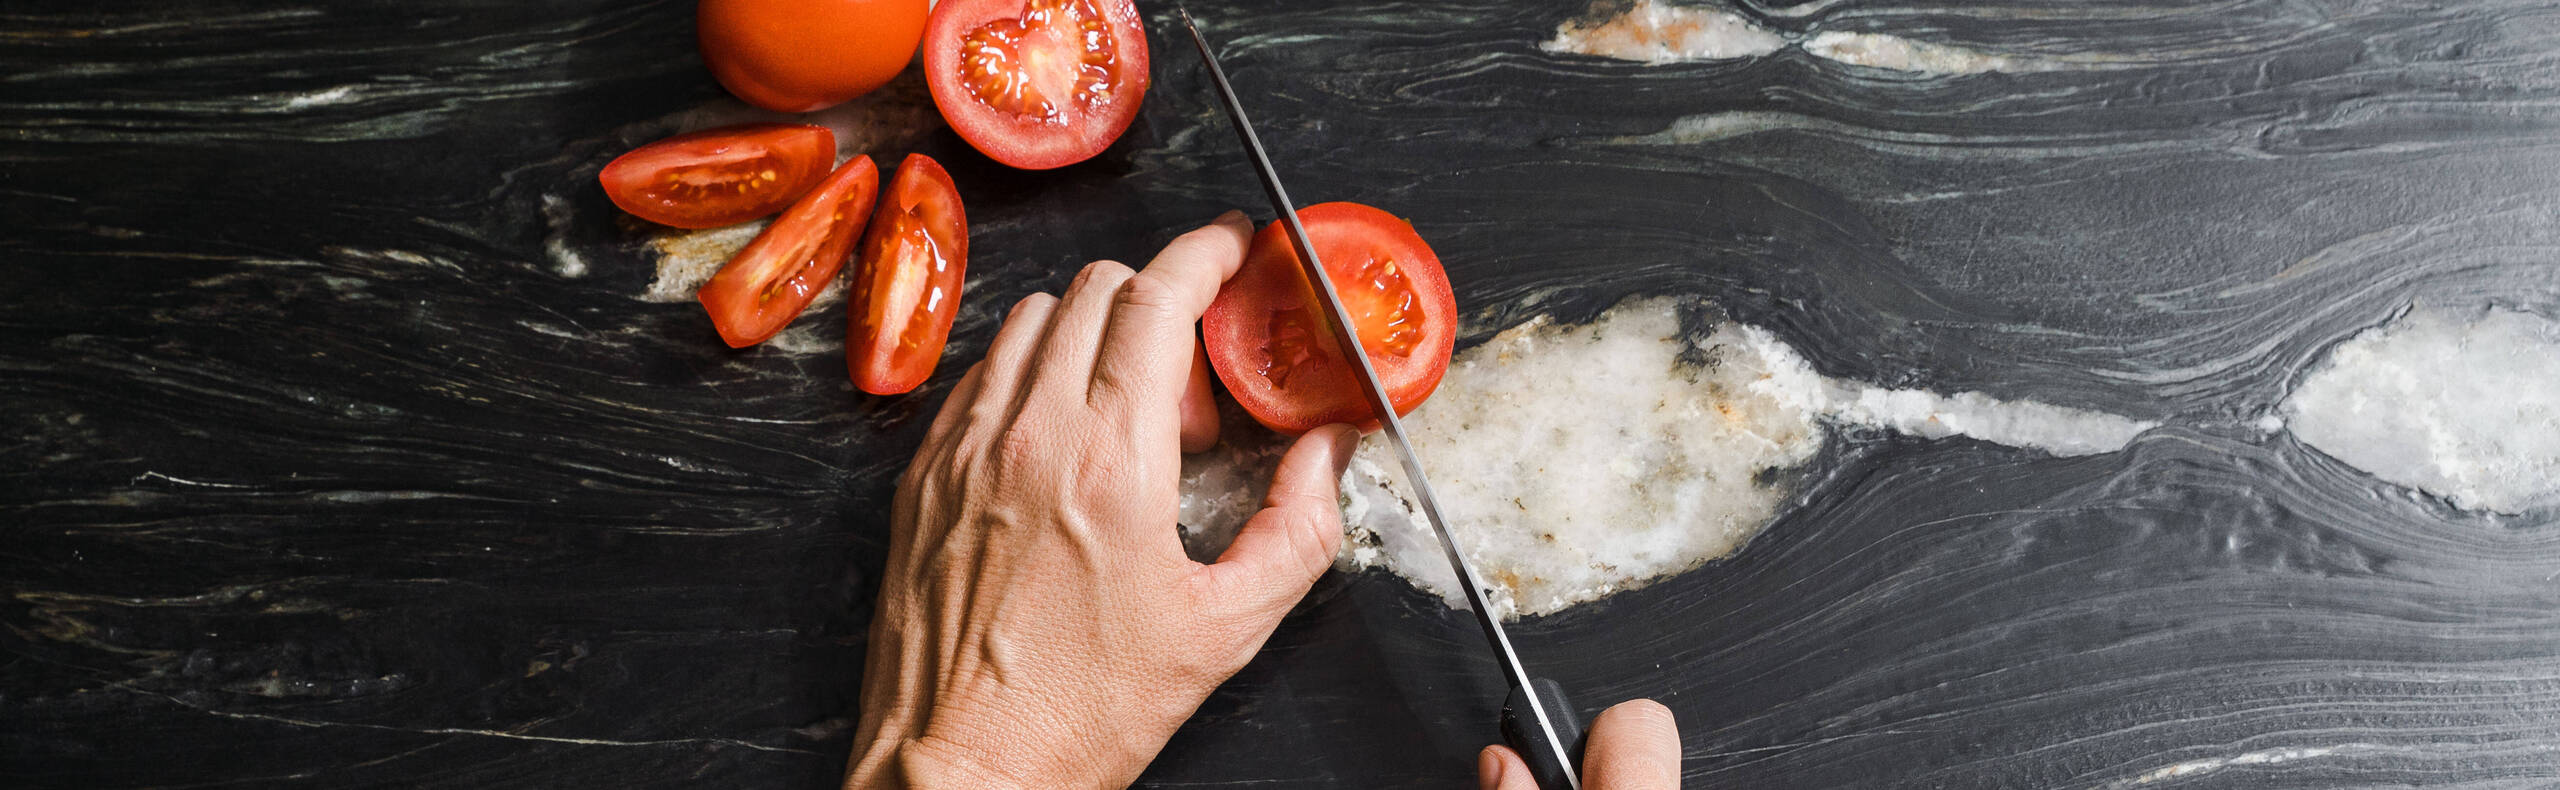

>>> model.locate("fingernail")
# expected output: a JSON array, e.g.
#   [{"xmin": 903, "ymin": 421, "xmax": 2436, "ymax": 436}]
[
  {"xmin": 1476, "ymin": 747, "xmax": 1506, "ymax": 790},
  {"xmin": 1213, "ymin": 209, "xmax": 1249, "ymax": 227},
  {"xmin": 1326, "ymin": 424, "xmax": 1360, "ymax": 475}
]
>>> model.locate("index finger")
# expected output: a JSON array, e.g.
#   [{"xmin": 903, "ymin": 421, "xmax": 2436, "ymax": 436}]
[
  {"xmin": 1128, "ymin": 210, "xmax": 1254, "ymax": 326},
  {"xmin": 1088, "ymin": 211, "xmax": 1256, "ymax": 406}
]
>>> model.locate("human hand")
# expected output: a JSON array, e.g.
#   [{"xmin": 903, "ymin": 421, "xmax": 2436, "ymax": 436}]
[
  {"xmin": 841, "ymin": 211, "xmax": 1363, "ymax": 790},
  {"xmin": 1478, "ymin": 699, "xmax": 1682, "ymax": 790}
]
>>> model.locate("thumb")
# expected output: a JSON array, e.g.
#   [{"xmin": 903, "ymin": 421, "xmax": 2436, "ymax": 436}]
[
  {"xmin": 1584, "ymin": 699, "xmax": 1682, "ymax": 790},
  {"xmin": 1477, "ymin": 745, "xmax": 1537, "ymax": 790},
  {"xmin": 1200, "ymin": 423, "xmax": 1361, "ymax": 617}
]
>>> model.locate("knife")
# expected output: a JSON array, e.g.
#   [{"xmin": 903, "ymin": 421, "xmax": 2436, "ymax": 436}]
[{"xmin": 1178, "ymin": 10, "xmax": 1587, "ymax": 789}]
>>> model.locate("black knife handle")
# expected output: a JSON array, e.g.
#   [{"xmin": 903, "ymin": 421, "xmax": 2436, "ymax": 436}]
[{"xmin": 1500, "ymin": 678, "xmax": 1586, "ymax": 789}]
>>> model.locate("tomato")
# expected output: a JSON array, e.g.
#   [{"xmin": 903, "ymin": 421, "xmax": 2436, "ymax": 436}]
[
  {"xmin": 698, "ymin": 155, "xmax": 880, "ymax": 348},
  {"xmin": 1203, "ymin": 203, "xmax": 1458, "ymax": 435},
  {"xmin": 921, "ymin": 0, "xmax": 1150, "ymax": 170},
  {"xmin": 848, "ymin": 154, "xmax": 968, "ymax": 395},
  {"xmin": 698, "ymin": 0, "xmax": 930, "ymax": 112},
  {"xmin": 600, "ymin": 123, "xmax": 836, "ymax": 229}
]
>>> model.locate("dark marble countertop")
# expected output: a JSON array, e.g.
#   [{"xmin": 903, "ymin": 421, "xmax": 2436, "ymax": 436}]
[{"xmin": 8, "ymin": 0, "xmax": 2560, "ymax": 787}]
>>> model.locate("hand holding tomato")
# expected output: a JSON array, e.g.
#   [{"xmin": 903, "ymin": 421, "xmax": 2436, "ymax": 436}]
[
  {"xmin": 843, "ymin": 213, "xmax": 1359, "ymax": 790},
  {"xmin": 1205, "ymin": 202, "xmax": 1458, "ymax": 433}
]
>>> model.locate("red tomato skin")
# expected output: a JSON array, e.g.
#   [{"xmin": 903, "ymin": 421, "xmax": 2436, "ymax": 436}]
[
  {"xmin": 1203, "ymin": 203, "xmax": 1457, "ymax": 435},
  {"xmin": 698, "ymin": 155, "xmax": 880, "ymax": 348},
  {"xmin": 599, "ymin": 123, "xmax": 835, "ymax": 229},
  {"xmin": 698, "ymin": 0, "xmax": 930, "ymax": 112},
  {"xmin": 920, "ymin": 0, "xmax": 1150, "ymax": 170},
  {"xmin": 848, "ymin": 154, "xmax": 969, "ymax": 395}
]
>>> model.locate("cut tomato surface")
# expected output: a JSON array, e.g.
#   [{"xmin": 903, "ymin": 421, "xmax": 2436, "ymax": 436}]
[
  {"xmin": 921, "ymin": 0, "xmax": 1149, "ymax": 170},
  {"xmin": 601, "ymin": 123, "xmax": 836, "ymax": 229},
  {"xmin": 1203, "ymin": 202, "xmax": 1458, "ymax": 434},
  {"xmin": 848, "ymin": 154, "xmax": 969, "ymax": 395},
  {"xmin": 698, "ymin": 0, "xmax": 929, "ymax": 112},
  {"xmin": 697, "ymin": 155, "xmax": 879, "ymax": 348}
]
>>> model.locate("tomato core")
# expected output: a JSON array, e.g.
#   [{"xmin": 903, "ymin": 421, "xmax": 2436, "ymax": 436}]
[
  {"xmin": 958, "ymin": 0, "xmax": 1120, "ymax": 124},
  {"xmin": 1257, "ymin": 256, "xmax": 1426, "ymax": 389},
  {"xmin": 863, "ymin": 206, "xmax": 958, "ymax": 351}
]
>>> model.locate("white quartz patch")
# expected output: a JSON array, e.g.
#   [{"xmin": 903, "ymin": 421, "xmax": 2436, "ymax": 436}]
[
  {"xmin": 642, "ymin": 222, "xmax": 764, "ymax": 303},
  {"xmin": 1179, "ymin": 298, "xmax": 2157, "ymax": 618},
  {"xmin": 1544, "ymin": 1, "xmax": 2048, "ymax": 76},
  {"xmin": 2282, "ymin": 305, "xmax": 2560, "ymax": 514},
  {"xmin": 1542, "ymin": 0, "xmax": 1786, "ymax": 63},
  {"xmin": 1800, "ymin": 31, "xmax": 2029, "ymax": 75},
  {"xmin": 1743, "ymin": 329, "xmax": 2159, "ymax": 457}
]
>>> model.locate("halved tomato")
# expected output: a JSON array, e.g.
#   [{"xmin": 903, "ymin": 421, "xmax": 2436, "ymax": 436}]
[
  {"xmin": 848, "ymin": 154, "xmax": 969, "ymax": 395},
  {"xmin": 921, "ymin": 0, "xmax": 1150, "ymax": 170},
  {"xmin": 1203, "ymin": 202, "xmax": 1458, "ymax": 434},
  {"xmin": 698, "ymin": 155, "xmax": 879, "ymax": 348},
  {"xmin": 600, "ymin": 123, "xmax": 835, "ymax": 229}
]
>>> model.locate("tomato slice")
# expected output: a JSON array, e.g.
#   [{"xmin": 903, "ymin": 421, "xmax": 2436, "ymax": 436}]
[
  {"xmin": 697, "ymin": 155, "xmax": 879, "ymax": 348},
  {"xmin": 601, "ymin": 123, "xmax": 836, "ymax": 229},
  {"xmin": 1203, "ymin": 202, "xmax": 1458, "ymax": 435},
  {"xmin": 848, "ymin": 155, "xmax": 969, "ymax": 395},
  {"xmin": 921, "ymin": 0, "xmax": 1150, "ymax": 170}
]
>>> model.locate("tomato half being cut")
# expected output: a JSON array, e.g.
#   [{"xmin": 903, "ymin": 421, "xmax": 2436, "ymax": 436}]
[
  {"xmin": 600, "ymin": 124, "xmax": 835, "ymax": 229},
  {"xmin": 921, "ymin": 0, "xmax": 1150, "ymax": 170},
  {"xmin": 1203, "ymin": 202, "xmax": 1458, "ymax": 435},
  {"xmin": 848, "ymin": 154, "xmax": 969, "ymax": 395},
  {"xmin": 698, "ymin": 155, "xmax": 879, "ymax": 348}
]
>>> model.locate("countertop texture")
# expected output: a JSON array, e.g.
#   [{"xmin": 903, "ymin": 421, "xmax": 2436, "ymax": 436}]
[{"xmin": 7, "ymin": 0, "xmax": 2560, "ymax": 787}]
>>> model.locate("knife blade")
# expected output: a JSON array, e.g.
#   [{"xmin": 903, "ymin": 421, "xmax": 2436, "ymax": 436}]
[{"xmin": 1178, "ymin": 10, "xmax": 1586, "ymax": 789}]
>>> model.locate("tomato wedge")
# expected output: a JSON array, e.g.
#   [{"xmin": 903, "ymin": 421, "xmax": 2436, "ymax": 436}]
[
  {"xmin": 697, "ymin": 155, "xmax": 879, "ymax": 348},
  {"xmin": 921, "ymin": 0, "xmax": 1149, "ymax": 170},
  {"xmin": 848, "ymin": 154, "xmax": 969, "ymax": 395},
  {"xmin": 1203, "ymin": 202, "xmax": 1458, "ymax": 435},
  {"xmin": 601, "ymin": 124, "xmax": 836, "ymax": 229}
]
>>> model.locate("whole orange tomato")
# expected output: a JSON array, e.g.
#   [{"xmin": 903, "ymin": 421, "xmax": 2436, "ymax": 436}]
[{"xmin": 698, "ymin": 0, "xmax": 929, "ymax": 112}]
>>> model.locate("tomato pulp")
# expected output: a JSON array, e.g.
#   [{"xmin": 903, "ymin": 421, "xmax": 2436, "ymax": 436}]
[
  {"xmin": 600, "ymin": 124, "xmax": 836, "ymax": 229},
  {"xmin": 921, "ymin": 0, "xmax": 1149, "ymax": 170},
  {"xmin": 1203, "ymin": 202, "xmax": 1458, "ymax": 434},
  {"xmin": 698, "ymin": 0, "xmax": 929, "ymax": 112},
  {"xmin": 697, "ymin": 155, "xmax": 879, "ymax": 348},
  {"xmin": 848, "ymin": 155, "xmax": 969, "ymax": 395}
]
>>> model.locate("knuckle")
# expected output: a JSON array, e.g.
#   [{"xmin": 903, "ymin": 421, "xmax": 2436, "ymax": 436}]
[
  {"xmin": 1286, "ymin": 507, "xmax": 1340, "ymax": 574},
  {"xmin": 1113, "ymin": 274, "xmax": 1184, "ymax": 314},
  {"xmin": 990, "ymin": 417, "xmax": 1053, "ymax": 469},
  {"xmin": 1074, "ymin": 259, "xmax": 1134, "ymax": 290}
]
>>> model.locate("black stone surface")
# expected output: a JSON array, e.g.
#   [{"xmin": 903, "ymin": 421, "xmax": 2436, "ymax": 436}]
[{"xmin": 7, "ymin": 0, "xmax": 2560, "ymax": 788}]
